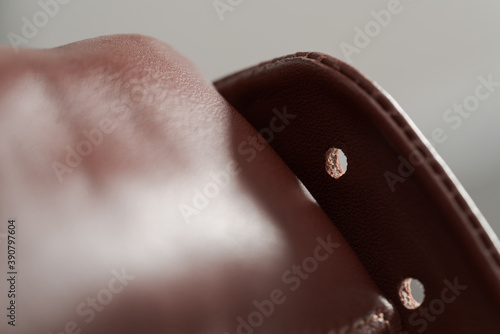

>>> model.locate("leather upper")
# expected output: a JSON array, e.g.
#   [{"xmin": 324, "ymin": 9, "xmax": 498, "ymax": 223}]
[
  {"xmin": 0, "ymin": 36, "xmax": 400, "ymax": 334},
  {"xmin": 215, "ymin": 52, "xmax": 500, "ymax": 333}
]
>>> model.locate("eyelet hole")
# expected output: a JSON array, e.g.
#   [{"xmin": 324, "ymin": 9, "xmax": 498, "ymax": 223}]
[
  {"xmin": 325, "ymin": 147, "xmax": 347, "ymax": 179},
  {"xmin": 399, "ymin": 278, "xmax": 425, "ymax": 309}
]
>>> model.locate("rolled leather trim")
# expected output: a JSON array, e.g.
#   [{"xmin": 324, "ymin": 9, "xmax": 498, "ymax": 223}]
[{"xmin": 215, "ymin": 52, "xmax": 500, "ymax": 333}]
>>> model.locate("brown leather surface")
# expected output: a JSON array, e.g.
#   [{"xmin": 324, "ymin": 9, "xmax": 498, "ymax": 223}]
[
  {"xmin": 1, "ymin": 36, "xmax": 399, "ymax": 334},
  {"xmin": 215, "ymin": 52, "xmax": 500, "ymax": 333}
]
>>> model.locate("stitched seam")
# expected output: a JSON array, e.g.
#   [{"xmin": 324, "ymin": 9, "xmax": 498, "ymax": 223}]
[
  {"xmin": 215, "ymin": 52, "xmax": 500, "ymax": 271},
  {"xmin": 310, "ymin": 54, "xmax": 500, "ymax": 271}
]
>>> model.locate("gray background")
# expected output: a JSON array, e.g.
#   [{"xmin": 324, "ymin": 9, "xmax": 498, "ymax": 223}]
[{"xmin": 1, "ymin": 0, "xmax": 499, "ymax": 236}]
